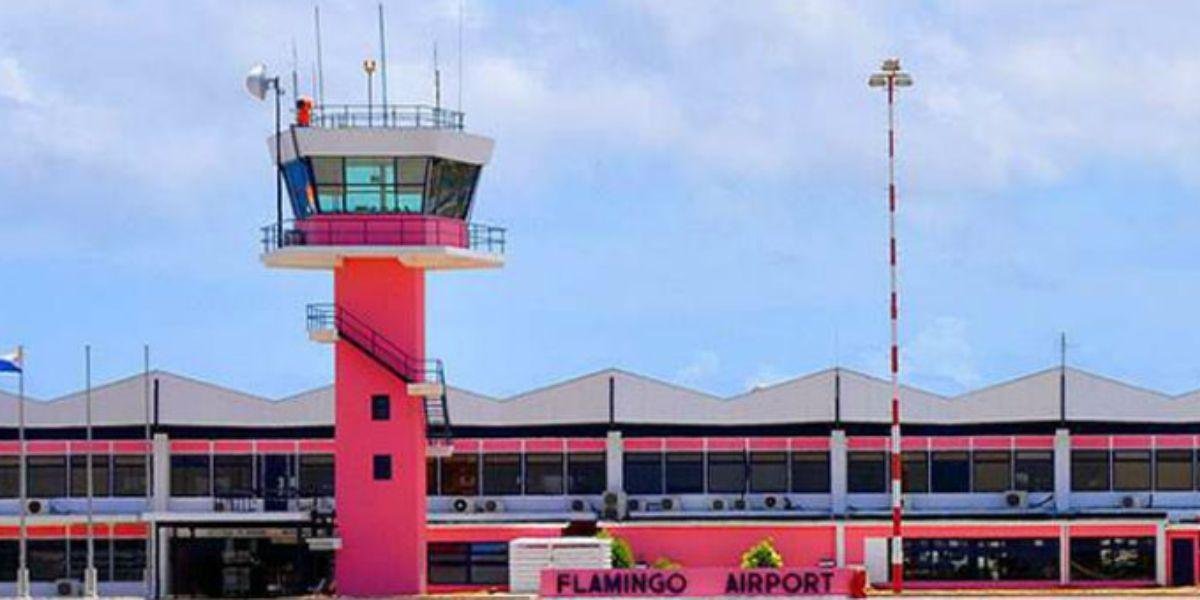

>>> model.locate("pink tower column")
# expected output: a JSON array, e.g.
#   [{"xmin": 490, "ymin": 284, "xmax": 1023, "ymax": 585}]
[{"xmin": 333, "ymin": 258, "xmax": 428, "ymax": 596}]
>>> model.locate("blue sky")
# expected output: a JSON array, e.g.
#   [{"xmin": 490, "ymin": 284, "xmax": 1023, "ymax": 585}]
[{"xmin": 2, "ymin": 1, "xmax": 1200, "ymax": 400}]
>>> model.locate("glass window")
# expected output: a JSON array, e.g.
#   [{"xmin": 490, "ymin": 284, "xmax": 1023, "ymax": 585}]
[
  {"xmin": 371, "ymin": 394, "xmax": 390, "ymax": 420},
  {"xmin": 0, "ymin": 540, "xmax": 16, "ymax": 581},
  {"xmin": 707, "ymin": 452, "xmax": 746, "ymax": 494},
  {"xmin": 171, "ymin": 455, "xmax": 211, "ymax": 497},
  {"xmin": 70, "ymin": 455, "xmax": 110, "ymax": 497},
  {"xmin": 1014, "ymin": 451, "xmax": 1054, "ymax": 492},
  {"xmin": 311, "ymin": 157, "xmax": 344, "ymax": 185},
  {"xmin": 300, "ymin": 454, "xmax": 334, "ymax": 496},
  {"xmin": 28, "ymin": 539, "xmax": 65, "ymax": 581},
  {"xmin": 791, "ymin": 452, "xmax": 830, "ymax": 493},
  {"xmin": 972, "ymin": 451, "xmax": 1012, "ymax": 493},
  {"xmin": 345, "ymin": 158, "xmax": 395, "ymax": 185},
  {"xmin": 427, "ymin": 457, "xmax": 439, "ymax": 496},
  {"xmin": 848, "ymin": 452, "xmax": 887, "ymax": 493},
  {"xmin": 68, "ymin": 538, "xmax": 111, "ymax": 582},
  {"xmin": 524, "ymin": 453, "xmax": 564, "ymax": 495},
  {"xmin": 1113, "ymin": 450, "xmax": 1151, "ymax": 491},
  {"xmin": 0, "ymin": 457, "xmax": 17, "ymax": 498},
  {"xmin": 665, "ymin": 452, "xmax": 703, "ymax": 494},
  {"xmin": 1069, "ymin": 537, "xmax": 1155, "ymax": 581},
  {"xmin": 28, "ymin": 456, "xmax": 67, "ymax": 497},
  {"xmin": 905, "ymin": 538, "xmax": 1059, "ymax": 581},
  {"xmin": 316, "ymin": 185, "xmax": 344, "ymax": 212},
  {"xmin": 482, "ymin": 454, "xmax": 521, "ymax": 495},
  {"xmin": 426, "ymin": 159, "xmax": 479, "ymax": 218},
  {"xmin": 567, "ymin": 453, "xmax": 606, "ymax": 495},
  {"xmin": 214, "ymin": 455, "xmax": 254, "ymax": 496},
  {"xmin": 930, "ymin": 451, "xmax": 970, "ymax": 493},
  {"xmin": 398, "ymin": 158, "xmax": 428, "ymax": 184},
  {"xmin": 623, "ymin": 453, "xmax": 663, "ymax": 495},
  {"xmin": 428, "ymin": 542, "xmax": 509, "ymax": 585},
  {"xmin": 112, "ymin": 540, "xmax": 146, "ymax": 582},
  {"xmin": 1071, "ymin": 450, "xmax": 1110, "ymax": 491},
  {"xmin": 469, "ymin": 542, "xmax": 509, "ymax": 585},
  {"xmin": 749, "ymin": 452, "xmax": 788, "ymax": 493},
  {"xmin": 1154, "ymin": 450, "xmax": 1193, "ymax": 491},
  {"xmin": 902, "ymin": 452, "xmax": 929, "ymax": 493},
  {"xmin": 440, "ymin": 454, "xmax": 480, "ymax": 496},
  {"xmin": 373, "ymin": 455, "xmax": 392, "ymax": 480},
  {"xmin": 429, "ymin": 542, "xmax": 469, "ymax": 584}
]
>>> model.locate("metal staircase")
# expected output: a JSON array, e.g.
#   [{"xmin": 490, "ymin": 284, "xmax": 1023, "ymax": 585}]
[{"xmin": 307, "ymin": 303, "xmax": 452, "ymax": 440}]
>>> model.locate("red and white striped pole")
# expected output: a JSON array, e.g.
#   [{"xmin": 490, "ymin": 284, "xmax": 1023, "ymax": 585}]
[{"xmin": 869, "ymin": 58, "xmax": 912, "ymax": 595}]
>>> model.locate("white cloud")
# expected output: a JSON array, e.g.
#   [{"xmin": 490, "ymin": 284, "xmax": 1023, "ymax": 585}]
[
  {"xmin": 0, "ymin": 56, "xmax": 32, "ymax": 103},
  {"xmin": 905, "ymin": 316, "xmax": 980, "ymax": 390}
]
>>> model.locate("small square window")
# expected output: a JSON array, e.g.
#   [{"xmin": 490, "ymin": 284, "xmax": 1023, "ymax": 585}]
[
  {"xmin": 371, "ymin": 395, "xmax": 391, "ymax": 421},
  {"xmin": 373, "ymin": 455, "xmax": 392, "ymax": 481}
]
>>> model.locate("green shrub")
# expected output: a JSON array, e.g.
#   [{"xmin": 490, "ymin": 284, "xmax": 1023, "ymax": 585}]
[
  {"xmin": 651, "ymin": 556, "xmax": 681, "ymax": 570},
  {"xmin": 597, "ymin": 531, "xmax": 634, "ymax": 568},
  {"xmin": 740, "ymin": 538, "xmax": 783, "ymax": 569}
]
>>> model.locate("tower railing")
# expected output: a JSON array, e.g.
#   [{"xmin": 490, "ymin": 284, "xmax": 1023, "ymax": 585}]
[
  {"xmin": 261, "ymin": 217, "xmax": 506, "ymax": 255},
  {"xmin": 307, "ymin": 104, "xmax": 464, "ymax": 130}
]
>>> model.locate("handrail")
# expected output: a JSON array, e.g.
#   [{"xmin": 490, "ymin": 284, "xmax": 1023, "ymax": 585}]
[
  {"xmin": 306, "ymin": 103, "xmax": 464, "ymax": 130},
  {"xmin": 261, "ymin": 217, "xmax": 506, "ymax": 256},
  {"xmin": 307, "ymin": 303, "xmax": 443, "ymax": 386}
]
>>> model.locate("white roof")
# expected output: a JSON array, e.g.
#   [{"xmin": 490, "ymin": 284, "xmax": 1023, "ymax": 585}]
[{"xmin": 2, "ymin": 366, "xmax": 1199, "ymax": 429}]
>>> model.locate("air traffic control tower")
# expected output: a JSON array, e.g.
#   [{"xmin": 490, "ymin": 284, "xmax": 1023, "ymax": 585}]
[{"xmin": 257, "ymin": 95, "xmax": 504, "ymax": 595}]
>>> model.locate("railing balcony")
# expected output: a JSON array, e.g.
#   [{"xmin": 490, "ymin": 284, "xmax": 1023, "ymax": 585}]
[
  {"xmin": 260, "ymin": 216, "xmax": 506, "ymax": 256},
  {"xmin": 306, "ymin": 103, "xmax": 464, "ymax": 130},
  {"xmin": 305, "ymin": 303, "xmax": 445, "ymax": 388}
]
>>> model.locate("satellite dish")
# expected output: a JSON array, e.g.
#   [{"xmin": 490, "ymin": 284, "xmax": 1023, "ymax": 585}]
[{"xmin": 245, "ymin": 63, "xmax": 272, "ymax": 100}]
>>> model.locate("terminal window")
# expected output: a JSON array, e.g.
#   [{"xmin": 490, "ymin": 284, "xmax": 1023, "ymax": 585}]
[
  {"xmin": 1069, "ymin": 537, "xmax": 1155, "ymax": 581},
  {"xmin": 848, "ymin": 452, "xmax": 887, "ymax": 493},
  {"xmin": 791, "ymin": 451, "xmax": 831, "ymax": 493}
]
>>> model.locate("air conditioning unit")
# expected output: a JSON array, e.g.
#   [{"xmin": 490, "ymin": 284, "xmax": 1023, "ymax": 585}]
[
  {"xmin": 1004, "ymin": 491, "xmax": 1029, "ymax": 509},
  {"xmin": 656, "ymin": 496, "xmax": 682, "ymax": 512},
  {"xmin": 54, "ymin": 578, "xmax": 83, "ymax": 597},
  {"xmin": 26, "ymin": 498, "xmax": 47, "ymax": 515},
  {"xmin": 601, "ymin": 491, "xmax": 626, "ymax": 520},
  {"xmin": 293, "ymin": 498, "xmax": 316, "ymax": 512},
  {"xmin": 709, "ymin": 497, "xmax": 727, "ymax": 511},
  {"xmin": 315, "ymin": 497, "xmax": 335, "ymax": 515},
  {"xmin": 761, "ymin": 495, "xmax": 786, "ymax": 510},
  {"xmin": 1120, "ymin": 495, "xmax": 1147, "ymax": 509},
  {"xmin": 732, "ymin": 497, "xmax": 747, "ymax": 511},
  {"xmin": 479, "ymin": 498, "xmax": 505, "ymax": 513},
  {"xmin": 450, "ymin": 496, "xmax": 476, "ymax": 513},
  {"xmin": 569, "ymin": 497, "xmax": 591, "ymax": 512},
  {"xmin": 626, "ymin": 498, "xmax": 641, "ymax": 513},
  {"xmin": 213, "ymin": 498, "xmax": 230, "ymax": 512}
]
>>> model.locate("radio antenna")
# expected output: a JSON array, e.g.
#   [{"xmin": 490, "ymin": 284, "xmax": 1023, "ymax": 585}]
[
  {"xmin": 290, "ymin": 37, "xmax": 299, "ymax": 99},
  {"xmin": 457, "ymin": 0, "xmax": 464, "ymax": 113},
  {"xmin": 433, "ymin": 41, "xmax": 442, "ymax": 110},
  {"xmin": 314, "ymin": 5, "xmax": 326, "ymax": 106},
  {"xmin": 378, "ymin": 3, "xmax": 389, "ymax": 122}
]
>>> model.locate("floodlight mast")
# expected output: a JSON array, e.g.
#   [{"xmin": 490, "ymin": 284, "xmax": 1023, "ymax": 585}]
[
  {"xmin": 868, "ymin": 57, "xmax": 912, "ymax": 595},
  {"xmin": 245, "ymin": 64, "xmax": 285, "ymax": 245}
]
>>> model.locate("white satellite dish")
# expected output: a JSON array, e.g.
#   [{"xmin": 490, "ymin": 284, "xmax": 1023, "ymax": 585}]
[{"xmin": 245, "ymin": 63, "xmax": 273, "ymax": 100}]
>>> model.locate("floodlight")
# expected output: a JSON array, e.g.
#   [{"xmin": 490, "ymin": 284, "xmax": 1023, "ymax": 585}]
[{"xmin": 245, "ymin": 63, "xmax": 273, "ymax": 101}]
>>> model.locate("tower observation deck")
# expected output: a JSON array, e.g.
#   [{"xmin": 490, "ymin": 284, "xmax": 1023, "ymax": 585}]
[{"xmin": 258, "ymin": 102, "xmax": 505, "ymax": 596}]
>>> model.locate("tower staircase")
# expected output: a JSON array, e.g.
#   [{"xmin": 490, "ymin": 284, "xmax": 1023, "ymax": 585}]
[{"xmin": 306, "ymin": 303, "xmax": 452, "ymax": 440}]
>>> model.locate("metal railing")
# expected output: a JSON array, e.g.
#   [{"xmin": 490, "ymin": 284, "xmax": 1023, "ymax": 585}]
[
  {"xmin": 306, "ymin": 303, "xmax": 444, "ymax": 387},
  {"xmin": 260, "ymin": 217, "xmax": 506, "ymax": 255},
  {"xmin": 308, "ymin": 104, "xmax": 464, "ymax": 130}
]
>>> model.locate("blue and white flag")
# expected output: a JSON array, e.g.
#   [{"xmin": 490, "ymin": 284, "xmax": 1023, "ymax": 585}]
[{"xmin": 0, "ymin": 347, "xmax": 22, "ymax": 373}]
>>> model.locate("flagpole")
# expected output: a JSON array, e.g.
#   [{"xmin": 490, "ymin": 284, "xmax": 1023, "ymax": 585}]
[
  {"xmin": 16, "ymin": 346, "xmax": 29, "ymax": 599},
  {"xmin": 143, "ymin": 344, "xmax": 155, "ymax": 599},
  {"xmin": 85, "ymin": 345, "xmax": 97, "ymax": 598}
]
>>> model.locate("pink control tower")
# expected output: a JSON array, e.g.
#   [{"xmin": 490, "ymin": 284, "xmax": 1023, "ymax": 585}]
[{"xmin": 257, "ymin": 92, "xmax": 503, "ymax": 595}]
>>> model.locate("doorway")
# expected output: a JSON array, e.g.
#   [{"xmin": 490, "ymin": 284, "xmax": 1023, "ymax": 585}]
[{"xmin": 1172, "ymin": 537, "xmax": 1195, "ymax": 587}]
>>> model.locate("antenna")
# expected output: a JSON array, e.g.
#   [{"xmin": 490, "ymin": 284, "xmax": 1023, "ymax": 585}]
[
  {"xmin": 1059, "ymin": 332, "xmax": 1068, "ymax": 425},
  {"xmin": 290, "ymin": 37, "xmax": 300, "ymax": 101},
  {"xmin": 314, "ymin": 5, "xmax": 326, "ymax": 106},
  {"xmin": 457, "ymin": 0, "xmax": 464, "ymax": 113},
  {"xmin": 433, "ymin": 41, "xmax": 442, "ymax": 110},
  {"xmin": 378, "ymin": 3, "xmax": 388, "ymax": 123}
]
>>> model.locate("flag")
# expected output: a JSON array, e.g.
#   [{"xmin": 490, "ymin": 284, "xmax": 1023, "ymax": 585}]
[{"xmin": 0, "ymin": 347, "xmax": 22, "ymax": 373}]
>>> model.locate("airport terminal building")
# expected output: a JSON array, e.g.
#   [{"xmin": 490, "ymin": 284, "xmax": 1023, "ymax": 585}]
[{"xmin": 2, "ymin": 365, "xmax": 1200, "ymax": 596}]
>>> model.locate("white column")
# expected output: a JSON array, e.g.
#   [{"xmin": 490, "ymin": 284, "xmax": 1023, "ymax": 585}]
[
  {"xmin": 152, "ymin": 433, "xmax": 170, "ymax": 511},
  {"xmin": 157, "ymin": 528, "xmax": 171, "ymax": 597},
  {"xmin": 835, "ymin": 522, "xmax": 846, "ymax": 567},
  {"xmin": 1058, "ymin": 523, "xmax": 1070, "ymax": 585},
  {"xmin": 1054, "ymin": 428, "xmax": 1071, "ymax": 514},
  {"xmin": 605, "ymin": 431, "xmax": 623, "ymax": 493},
  {"xmin": 1155, "ymin": 521, "xmax": 1167, "ymax": 585},
  {"xmin": 831, "ymin": 430, "xmax": 848, "ymax": 515}
]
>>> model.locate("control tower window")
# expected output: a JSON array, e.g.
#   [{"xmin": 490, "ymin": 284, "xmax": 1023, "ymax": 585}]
[
  {"xmin": 346, "ymin": 158, "xmax": 396, "ymax": 213},
  {"xmin": 427, "ymin": 159, "xmax": 480, "ymax": 219}
]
